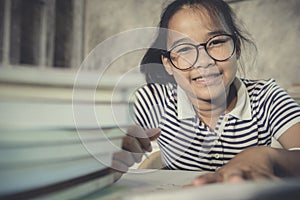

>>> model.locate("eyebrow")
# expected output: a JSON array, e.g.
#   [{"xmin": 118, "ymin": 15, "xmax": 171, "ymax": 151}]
[
  {"xmin": 207, "ymin": 30, "xmax": 229, "ymax": 37},
  {"xmin": 169, "ymin": 30, "xmax": 229, "ymax": 49},
  {"xmin": 169, "ymin": 37, "xmax": 192, "ymax": 49}
]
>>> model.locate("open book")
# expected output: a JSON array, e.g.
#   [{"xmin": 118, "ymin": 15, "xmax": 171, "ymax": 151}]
[{"xmin": 84, "ymin": 169, "xmax": 300, "ymax": 200}]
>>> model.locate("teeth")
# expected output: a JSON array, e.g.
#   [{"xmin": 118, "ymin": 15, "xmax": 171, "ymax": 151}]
[{"xmin": 194, "ymin": 74, "xmax": 219, "ymax": 81}]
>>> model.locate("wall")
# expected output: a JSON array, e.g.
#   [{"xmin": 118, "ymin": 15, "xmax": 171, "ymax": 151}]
[
  {"xmin": 83, "ymin": 0, "xmax": 300, "ymax": 89},
  {"xmin": 231, "ymin": 0, "xmax": 300, "ymax": 88},
  {"xmin": 83, "ymin": 0, "xmax": 170, "ymax": 76}
]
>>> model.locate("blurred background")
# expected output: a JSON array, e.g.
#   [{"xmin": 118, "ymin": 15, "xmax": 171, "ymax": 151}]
[
  {"xmin": 0, "ymin": 0, "xmax": 299, "ymax": 123},
  {"xmin": 0, "ymin": 0, "xmax": 299, "ymax": 86},
  {"xmin": 0, "ymin": 0, "xmax": 299, "ymax": 85}
]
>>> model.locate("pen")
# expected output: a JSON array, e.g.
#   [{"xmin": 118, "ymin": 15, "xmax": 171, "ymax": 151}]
[
  {"xmin": 132, "ymin": 140, "xmax": 151, "ymax": 160},
  {"xmin": 143, "ymin": 150, "xmax": 150, "ymax": 159},
  {"xmin": 134, "ymin": 139, "xmax": 150, "ymax": 159}
]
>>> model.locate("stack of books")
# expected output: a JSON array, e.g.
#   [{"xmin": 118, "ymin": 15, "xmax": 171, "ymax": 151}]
[{"xmin": 0, "ymin": 67, "xmax": 131, "ymax": 199}]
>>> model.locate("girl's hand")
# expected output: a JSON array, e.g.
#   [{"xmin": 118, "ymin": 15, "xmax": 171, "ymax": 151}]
[
  {"xmin": 187, "ymin": 146, "xmax": 280, "ymax": 186},
  {"xmin": 111, "ymin": 125, "xmax": 161, "ymax": 181}
]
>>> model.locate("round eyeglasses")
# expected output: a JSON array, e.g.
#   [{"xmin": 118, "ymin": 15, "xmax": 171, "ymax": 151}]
[{"xmin": 164, "ymin": 34, "xmax": 236, "ymax": 71}]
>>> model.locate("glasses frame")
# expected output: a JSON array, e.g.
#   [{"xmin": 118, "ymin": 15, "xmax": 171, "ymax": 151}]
[{"xmin": 163, "ymin": 33, "xmax": 237, "ymax": 71}]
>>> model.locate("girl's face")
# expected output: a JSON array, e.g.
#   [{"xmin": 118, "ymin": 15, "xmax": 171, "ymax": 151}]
[{"xmin": 162, "ymin": 7, "xmax": 238, "ymax": 104}]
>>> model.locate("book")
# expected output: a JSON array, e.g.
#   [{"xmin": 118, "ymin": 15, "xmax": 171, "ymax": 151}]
[
  {"xmin": 1, "ymin": 168, "xmax": 115, "ymax": 199},
  {"xmin": 0, "ymin": 138, "xmax": 122, "ymax": 165},
  {"xmin": 0, "ymin": 68, "xmax": 132, "ymax": 198},
  {"xmin": 0, "ymin": 127, "xmax": 126, "ymax": 145},
  {"xmin": 84, "ymin": 169, "xmax": 300, "ymax": 200},
  {"xmin": 0, "ymin": 127, "xmax": 126, "ymax": 196},
  {"xmin": 40, "ymin": 172, "xmax": 115, "ymax": 200},
  {"xmin": 0, "ymin": 100, "xmax": 132, "ymax": 129},
  {"xmin": 0, "ymin": 156, "xmax": 113, "ymax": 195}
]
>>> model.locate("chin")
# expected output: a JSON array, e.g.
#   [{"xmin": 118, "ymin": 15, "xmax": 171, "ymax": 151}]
[{"xmin": 190, "ymin": 86, "xmax": 227, "ymax": 103}]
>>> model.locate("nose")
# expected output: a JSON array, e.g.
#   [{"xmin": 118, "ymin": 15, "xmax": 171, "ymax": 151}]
[{"xmin": 193, "ymin": 46, "xmax": 215, "ymax": 69}]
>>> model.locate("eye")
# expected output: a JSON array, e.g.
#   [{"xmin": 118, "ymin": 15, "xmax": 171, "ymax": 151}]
[
  {"xmin": 208, "ymin": 39, "xmax": 227, "ymax": 47},
  {"xmin": 207, "ymin": 36, "xmax": 231, "ymax": 48},
  {"xmin": 173, "ymin": 44, "xmax": 194, "ymax": 54}
]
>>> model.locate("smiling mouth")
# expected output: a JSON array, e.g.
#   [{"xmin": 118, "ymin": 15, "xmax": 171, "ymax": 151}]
[{"xmin": 192, "ymin": 73, "xmax": 222, "ymax": 82}]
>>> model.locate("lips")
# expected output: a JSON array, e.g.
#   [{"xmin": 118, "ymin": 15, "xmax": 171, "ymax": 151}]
[
  {"xmin": 192, "ymin": 73, "xmax": 221, "ymax": 81},
  {"xmin": 192, "ymin": 73, "xmax": 222, "ymax": 85}
]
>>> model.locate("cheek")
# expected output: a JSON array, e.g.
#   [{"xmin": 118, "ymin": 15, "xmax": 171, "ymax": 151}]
[
  {"xmin": 221, "ymin": 60, "xmax": 238, "ymax": 90},
  {"xmin": 223, "ymin": 58, "xmax": 238, "ymax": 76},
  {"xmin": 172, "ymin": 71, "xmax": 191, "ymax": 88},
  {"xmin": 172, "ymin": 71, "xmax": 190, "ymax": 84},
  {"xmin": 231, "ymin": 60, "xmax": 238, "ymax": 76}
]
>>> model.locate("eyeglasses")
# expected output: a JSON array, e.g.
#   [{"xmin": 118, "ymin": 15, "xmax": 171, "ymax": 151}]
[{"xmin": 164, "ymin": 34, "xmax": 236, "ymax": 71}]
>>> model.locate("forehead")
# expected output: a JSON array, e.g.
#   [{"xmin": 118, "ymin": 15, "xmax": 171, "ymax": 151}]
[{"xmin": 167, "ymin": 6, "xmax": 228, "ymax": 43}]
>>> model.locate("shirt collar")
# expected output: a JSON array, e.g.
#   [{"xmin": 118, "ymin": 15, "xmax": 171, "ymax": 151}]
[
  {"xmin": 229, "ymin": 78, "xmax": 252, "ymax": 120},
  {"xmin": 177, "ymin": 78, "xmax": 252, "ymax": 120},
  {"xmin": 177, "ymin": 85, "xmax": 196, "ymax": 120}
]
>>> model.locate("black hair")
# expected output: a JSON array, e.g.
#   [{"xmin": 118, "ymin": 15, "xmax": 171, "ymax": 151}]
[{"xmin": 140, "ymin": 0, "xmax": 255, "ymax": 84}]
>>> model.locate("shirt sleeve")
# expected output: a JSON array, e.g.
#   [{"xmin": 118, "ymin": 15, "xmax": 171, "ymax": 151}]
[
  {"xmin": 133, "ymin": 83, "xmax": 166, "ymax": 130},
  {"xmin": 266, "ymin": 80, "xmax": 300, "ymax": 139}
]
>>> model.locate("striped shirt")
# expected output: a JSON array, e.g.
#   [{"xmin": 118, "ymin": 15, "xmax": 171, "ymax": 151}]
[{"xmin": 133, "ymin": 78, "xmax": 300, "ymax": 171}]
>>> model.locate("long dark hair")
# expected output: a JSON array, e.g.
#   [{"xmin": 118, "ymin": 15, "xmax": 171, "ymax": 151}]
[{"xmin": 140, "ymin": 0, "xmax": 254, "ymax": 84}]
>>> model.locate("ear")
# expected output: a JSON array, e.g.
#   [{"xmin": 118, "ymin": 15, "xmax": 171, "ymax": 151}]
[{"xmin": 161, "ymin": 55, "xmax": 173, "ymax": 75}]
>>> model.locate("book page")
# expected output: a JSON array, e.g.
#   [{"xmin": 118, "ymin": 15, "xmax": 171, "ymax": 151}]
[
  {"xmin": 119, "ymin": 171, "xmax": 300, "ymax": 200},
  {"xmin": 116, "ymin": 169, "xmax": 202, "ymax": 192},
  {"xmin": 83, "ymin": 170, "xmax": 300, "ymax": 200}
]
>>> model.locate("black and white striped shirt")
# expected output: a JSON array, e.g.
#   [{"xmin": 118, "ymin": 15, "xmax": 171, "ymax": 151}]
[{"xmin": 133, "ymin": 78, "xmax": 300, "ymax": 171}]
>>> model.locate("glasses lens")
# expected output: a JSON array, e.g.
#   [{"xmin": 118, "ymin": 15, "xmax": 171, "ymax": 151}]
[
  {"xmin": 169, "ymin": 44, "xmax": 197, "ymax": 70},
  {"xmin": 168, "ymin": 35, "xmax": 235, "ymax": 70},
  {"xmin": 206, "ymin": 35, "xmax": 235, "ymax": 61}
]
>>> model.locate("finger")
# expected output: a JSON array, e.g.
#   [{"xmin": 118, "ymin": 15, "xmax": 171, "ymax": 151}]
[
  {"xmin": 115, "ymin": 143, "xmax": 143, "ymax": 164},
  {"xmin": 218, "ymin": 168, "xmax": 278, "ymax": 183},
  {"xmin": 111, "ymin": 158, "xmax": 129, "ymax": 174},
  {"xmin": 216, "ymin": 167, "xmax": 248, "ymax": 183},
  {"xmin": 112, "ymin": 150, "xmax": 135, "ymax": 170},
  {"xmin": 221, "ymin": 166, "xmax": 278, "ymax": 182},
  {"xmin": 131, "ymin": 152, "xmax": 143, "ymax": 163},
  {"xmin": 135, "ymin": 128, "xmax": 161, "ymax": 152},
  {"xmin": 227, "ymin": 174, "xmax": 245, "ymax": 183},
  {"xmin": 246, "ymin": 169, "xmax": 281, "ymax": 182},
  {"xmin": 191, "ymin": 172, "xmax": 220, "ymax": 186},
  {"xmin": 122, "ymin": 135, "xmax": 146, "ymax": 155},
  {"xmin": 111, "ymin": 159, "xmax": 129, "ymax": 182},
  {"xmin": 221, "ymin": 170, "xmax": 245, "ymax": 183},
  {"xmin": 145, "ymin": 128, "xmax": 161, "ymax": 141},
  {"xmin": 127, "ymin": 126, "xmax": 152, "ymax": 152},
  {"xmin": 113, "ymin": 171, "xmax": 123, "ymax": 182}
]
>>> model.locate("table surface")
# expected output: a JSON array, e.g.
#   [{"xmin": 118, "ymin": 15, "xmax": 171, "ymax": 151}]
[{"xmin": 82, "ymin": 169, "xmax": 300, "ymax": 200}]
